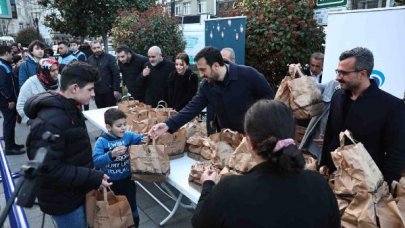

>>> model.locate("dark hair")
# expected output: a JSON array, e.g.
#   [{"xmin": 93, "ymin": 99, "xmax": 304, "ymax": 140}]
[
  {"xmin": 60, "ymin": 61, "xmax": 99, "ymax": 91},
  {"xmin": 28, "ymin": 40, "xmax": 45, "ymax": 53},
  {"xmin": 58, "ymin": 40, "xmax": 69, "ymax": 47},
  {"xmin": 194, "ymin": 46, "xmax": 224, "ymax": 67},
  {"xmin": 12, "ymin": 54, "xmax": 22, "ymax": 64},
  {"xmin": 0, "ymin": 45, "xmax": 11, "ymax": 55},
  {"xmin": 11, "ymin": 43, "xmax": 18, "ymax": 48},
  {"xmin": 339, "ymin": 47, "xmax": 374, "ymax": 76},
  {"xmin": 175, "ymin": 53, "xmax": 190, "ymax": 66},
  {"xmin": 104, "ymin": 108, "xmax": 127, "ymax": 126},
  {"xmin": 70, "ymin": 40, "xmax": 79, "ymax": 45},
  {"xmin": 244, "ymin": 100, "xmax": 305, "ymax": 174},
  {"xmin": 44, "ymin": 48, "xmax": 54, "ymax": 57},
  {"xmin": 116, "ymin": 45, "xmax": 132, "ymax": 54}
]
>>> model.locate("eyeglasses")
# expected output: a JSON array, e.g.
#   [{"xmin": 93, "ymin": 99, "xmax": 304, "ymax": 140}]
[{"xmin": 335, "ymin": 69, "xmax": 363, "ymax": 76}]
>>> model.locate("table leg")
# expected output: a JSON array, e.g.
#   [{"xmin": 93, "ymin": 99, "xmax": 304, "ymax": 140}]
[{"xmin": 160, "ymin": 192, "xmax": 183, "ymax": 226}]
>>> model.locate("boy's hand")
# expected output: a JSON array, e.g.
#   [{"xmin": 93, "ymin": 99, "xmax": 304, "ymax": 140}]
[
  {"xmin": 111, "ymin": 146, "xmax": 126, "ymax": 158},
  {"xmin": 100, "ymin": 174, "xmax": 112, "ymax": 188},
  {"xmin": 141, "ymin": 135, "xmax": 150, "ymax": 144}
]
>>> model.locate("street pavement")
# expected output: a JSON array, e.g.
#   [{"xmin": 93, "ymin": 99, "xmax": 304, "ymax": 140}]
[{"xmin": 0, "ymin": 100, "xmax": 194, "ymax": 228}]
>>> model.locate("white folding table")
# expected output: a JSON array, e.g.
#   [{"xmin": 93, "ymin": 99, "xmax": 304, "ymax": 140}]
[{"xmin": 83, "ymin": 107, "xmax": 201, "ymax": 225}]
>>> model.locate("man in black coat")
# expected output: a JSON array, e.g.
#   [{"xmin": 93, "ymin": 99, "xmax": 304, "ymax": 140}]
[
  {"xmin": 116, "ymin": 45, "xmax": 148, "ymax": 98},
  {"xmin": 135, "ymin": 46, "xmax": 175, "ymax": 106},
  {"xmin": 321, "ymin": 47, "xmax": 405, "ymax": 184},
  {"xmin": 148, "ymin": 46, "xmax": 275, "ymax": 137},
  {"xmin": 0, "ymin": 45, "xmax": 24, "ymax": 155},
  {"xmin": 88, "ymin": 40, "xmax": 121, "ymax": 108}
]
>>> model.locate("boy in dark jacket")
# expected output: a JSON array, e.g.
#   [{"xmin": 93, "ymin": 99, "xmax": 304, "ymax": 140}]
[
  {"xmin": 93, "ymin": 108, "xmax": 149, "ymax": 227},
  {"xmin": 25, "ymin": 61, "xmax": 111, "ymax": 227}
]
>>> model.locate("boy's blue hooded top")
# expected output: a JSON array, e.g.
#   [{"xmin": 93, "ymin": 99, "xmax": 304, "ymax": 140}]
[{"xmin": 93, "ymin": 131, "xmax": 143, "ymax": 180}]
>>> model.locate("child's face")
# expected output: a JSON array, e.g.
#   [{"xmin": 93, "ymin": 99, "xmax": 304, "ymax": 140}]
[{"xmin": 107, "ymin": 118, "xmax": 126, "ymax": 137}]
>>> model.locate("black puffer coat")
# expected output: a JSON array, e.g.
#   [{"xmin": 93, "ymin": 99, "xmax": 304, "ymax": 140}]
[{"xmin": 24, "ymin": 92, "xmax": 104, "ymax": 215}]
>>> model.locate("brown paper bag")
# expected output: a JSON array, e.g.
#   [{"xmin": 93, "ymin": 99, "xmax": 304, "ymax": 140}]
[
  {"xmin": 331, "ymin": 130, "xmax": 384, "ymax": 195},
  {"xmin": 156, "ymin": 128, "xmax": 187, "ymax": 157},
  {"xmin": 182, "ymin": 119, "xmax": 207, "ymax": 139},
  {"xmin": 117, "ymin": 96, "xmax": 139, "ymax": 113},
  {"xmin": 188, "ymin": 162, "xmax": 216, "ymax": 185},
  {"xmin": 129, "ymin": 141, "xmax": 170, "ymax": 182},
  {"xmin": 87, "ymin": 188, "xmax": 134, "ymax": 228},
  {"xmin": 341, "ymin": 182, "xmax": 405, "ymax": 228},
  {"xmin": 392, "ymin": 177, "xmax": 405, "ymax": 222},
  {"xmin": 275, "ymin": 65, "xmax": 323, "ymax": 119},
  {"xmin": 211, "ymin": 141, "xmax": 233, "ymax": 169},
  {"xmin": 129, "ymin": 118, "xmax": 159, "ymax": 134},
  {"xmin": 126, "ymin": 110, "xmax": 149, "ymax": 123},
  {"xmin": 304, "ymin": 154, "xmax": 317, "ymax": 171},
  {"xmin": 227, "ymin": 137, "xmax": 257, "ymax": 173}
]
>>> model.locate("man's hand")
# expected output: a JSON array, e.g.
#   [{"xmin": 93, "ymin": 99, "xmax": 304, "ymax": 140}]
[
  {"xmin": 148, "ymin": 123, "xmax": 169, "ymax": 140},
  {"xmin": 114, "ymin": 91, "xmax": 122, "ymax": 100},
  {"xmin": 200, "ymin": 167, "xmax": 218, "ymax": 183},
  {"xmin": 100, "ymin": 174, "xmax": 112, "ymax": 188},
  {"xmin": 8, "ymin": 101, "xmax": 15, "ymax": 110},
  {"xmin": 141, "ymin": 134, "xmax": 150, "ymax": 144},
  {"xmin": 111, "ymin": 146, "xmax": 126, "ymax": 158},
  {"xmin": 142, "ymin": 66, "xmax": 151, "ymax": 77}
]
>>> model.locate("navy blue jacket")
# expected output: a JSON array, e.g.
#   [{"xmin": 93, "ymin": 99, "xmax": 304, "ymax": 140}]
[
  {"xmin": 321, "ymin": 80, "xmax": 405, "ymax": 183},
  {"xmin": 88, "ymin": 52, "xmax": 120, "ymax": 95},
  {"xmin": 18, "ymin": 55, "xmax": 38, "ymax": 87},
  {"xmin": 72, "ymin": 50, "xmax": 87, "ymax": 62},
  {"xmin": 0, "ymin": 59, "xmax": 18, "ymax": 107},
  {"xmin": 165, "ymin": 63, "xmax": 274, "ymax": 133}
]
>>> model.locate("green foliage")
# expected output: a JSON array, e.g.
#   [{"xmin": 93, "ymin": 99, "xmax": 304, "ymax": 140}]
[
  {"xmin": 112, "ymin": 5, "xmax": 185, "ymax": 59},
  {"xmin": 231, "ymin": 0, "xmax": 325, "ymax": 86},
  {"xmin": 38, "ymin": 0, "xmax": 154, "ymax": 38},
  {"xmin": 16, "ymin": 27, "xmax": 45, "ymax": 47}
]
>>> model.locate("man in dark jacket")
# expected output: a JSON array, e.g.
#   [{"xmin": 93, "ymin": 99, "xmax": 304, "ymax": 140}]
[
  {"xmin": 24, "ymin": 61, "xmax": 111, "ymax": 227},
  {"xmin": 135, "ymin": 46, "xmax": 175, "ymax": 106},
  {"xmin": 88, "ymin": 40, "xmax": 121, "ymax": 108},
  {"xmin": 116, "ymin": 45, "xmax": 148, "ymax": 98},
  {"xmin": 58, "ymin": 41, "xmax": 77, "ymax": 72},
  {"xmin": 321, "ymin": 47, "xmax": 405, "ymax": 184},
  {"xmin": 0, "ymin": 45, "xmax": 24, "ymax": 155},
  {"xmin": 149, "ymin": 46, "xmax": 275, "ymax": 137}
]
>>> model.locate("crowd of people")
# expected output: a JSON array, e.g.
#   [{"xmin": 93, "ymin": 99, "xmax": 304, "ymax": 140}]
[{"xmin": 0, "ymin": 37, "xmax": 404, "ymax": 228}]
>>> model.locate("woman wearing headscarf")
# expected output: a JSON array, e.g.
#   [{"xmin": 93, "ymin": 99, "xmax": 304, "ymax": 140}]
[
  {"xmin": 192, "ymin": 100, "xmax": 340, "ymax": 228},
  {"xmin": 17, "ymin": 58, "xmax": 59, "ymax": 124}
]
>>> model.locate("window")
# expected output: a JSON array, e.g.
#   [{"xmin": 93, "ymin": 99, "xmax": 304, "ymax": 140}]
[
  {"xmin": 198, "ymin": 0, "xmax": 207, "ymax": 13},
  {"xmin": 183, "ymin": 2, "xmax": 190, "ymax": 15},
  {"xmin": 175, "ymin": 3, "xmax": 181, "ymax": 15},
  {"xmin": 19, "ymin": 23, "xmax": 23, "ymax": 30}
]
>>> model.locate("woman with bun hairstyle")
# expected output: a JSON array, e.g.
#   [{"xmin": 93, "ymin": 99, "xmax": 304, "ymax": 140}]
[{"xmin": 192, "ymin": 99, "xmax": 340, "ymax": 228}]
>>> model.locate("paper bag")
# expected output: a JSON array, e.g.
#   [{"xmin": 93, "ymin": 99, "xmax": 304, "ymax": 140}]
[
  {"xmin": 275, "ymin": 65, "xmax": 323, "ymax": 119},
  {"xmin": 129, "ymin": 141, "xmax": 170, "ymax": 182},
  {"xmin": 117, "ymin": 96, "xmax": 139, "ymax": 113},
  {"xmin": 331, "ymin": 130, "xmax": 384, "ymax": 194},
  {"xmin": 86, "ymin": 188, "xmax": 134, "ymax": 228},
  {"xmin": 227, "ymin": 137, "xmax": 257, "ymax": 173},
  {"xmin": 188, "ymin": 162, "xmax": 217, "ymax": 185},
  {"xmin": 156, "ymin": 128, "xmax": 187, "ymax": 157}
]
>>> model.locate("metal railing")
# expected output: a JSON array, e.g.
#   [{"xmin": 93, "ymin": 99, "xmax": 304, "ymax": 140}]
[{"xmin": 0, "ymin": 142, "xmax": 29, "ymax": 228}]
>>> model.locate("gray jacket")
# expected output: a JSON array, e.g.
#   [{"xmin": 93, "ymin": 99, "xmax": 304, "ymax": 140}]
[{"xmin": 299, "ymin": 80, "xmax": 340, "ymax": 159}]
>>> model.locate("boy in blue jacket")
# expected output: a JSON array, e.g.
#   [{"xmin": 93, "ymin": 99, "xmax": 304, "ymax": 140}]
[{"xmin": 93, "ymin": 108, "xmax": 149, "ymax": 227}]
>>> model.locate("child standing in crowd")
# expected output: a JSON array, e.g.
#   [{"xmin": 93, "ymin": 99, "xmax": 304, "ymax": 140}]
[{"xmin": 93, "ymin": 108, "xmax": 149, "ymax": 227}]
